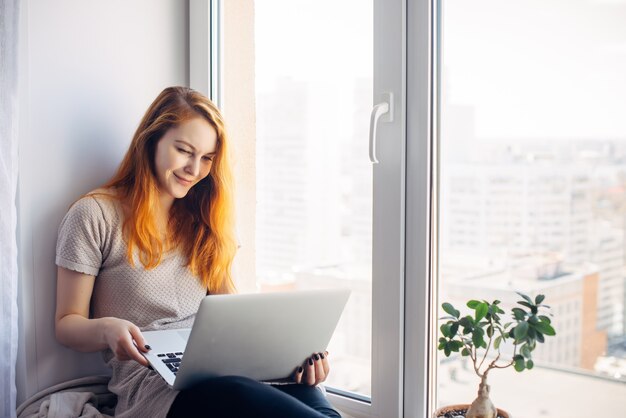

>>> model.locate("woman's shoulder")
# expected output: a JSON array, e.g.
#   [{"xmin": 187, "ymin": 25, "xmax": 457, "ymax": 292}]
[{"xmin": 67, "ymin": 188, "xmax": 122, "ymax": 221}]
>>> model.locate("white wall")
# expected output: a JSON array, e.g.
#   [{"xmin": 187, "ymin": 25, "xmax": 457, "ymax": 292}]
[{"xmin": 16, "ymin": 0, "xmax": 190, "ymax": 404}]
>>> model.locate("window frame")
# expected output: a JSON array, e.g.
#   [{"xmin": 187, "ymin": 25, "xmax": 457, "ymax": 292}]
[
  {"xmin": 190, "ymin": 0, "xmax": 221, "ymax": 104},
  {"xmin": 403, "ymin": 0, "xmax": 438, "ymax": 417},
  {"xmin": 199, "ymin": 1, "xmax": 439, "ymax": 416}
]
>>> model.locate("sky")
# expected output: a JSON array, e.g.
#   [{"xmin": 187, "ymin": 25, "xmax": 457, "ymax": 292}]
[
  {"xmin": 254, "ymin": 0, "xmax": 372, "ymax": 82},
  {"xmin": 442, "ymin": 0, "xmax": 626, "ymax": 140},
  {"xmin": 254, "ymin": 0, "xmax": 626, "ymax": 140}
]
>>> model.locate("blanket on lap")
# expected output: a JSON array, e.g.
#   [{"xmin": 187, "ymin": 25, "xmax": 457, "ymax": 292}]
[{"xmin": 17, "ymin": 376, "xmax": 115, "ymax": 418}]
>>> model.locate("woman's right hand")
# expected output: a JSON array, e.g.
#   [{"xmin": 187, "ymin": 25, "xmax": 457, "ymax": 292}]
[{"xmin": 100, "ymin": 317, "xmax": 150, "ymax": 366}]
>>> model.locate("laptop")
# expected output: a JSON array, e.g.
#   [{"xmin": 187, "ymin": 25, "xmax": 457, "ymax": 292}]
[{"xmin": 142, "ymin": 288, "xmax": 350, "ymax": 390}]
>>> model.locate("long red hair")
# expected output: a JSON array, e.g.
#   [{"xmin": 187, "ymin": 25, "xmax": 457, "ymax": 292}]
[{"xmin": 96, "ymin": 86, "xmax": 237, "ymax": 294}]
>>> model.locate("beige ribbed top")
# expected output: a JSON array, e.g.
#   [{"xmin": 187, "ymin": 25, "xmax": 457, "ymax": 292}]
[{"xmin": 56, "ymin": 195, "xmax": 206, "ymax": 418}]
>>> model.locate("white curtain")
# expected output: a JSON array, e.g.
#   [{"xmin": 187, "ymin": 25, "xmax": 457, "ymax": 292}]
[{"xmin": 0, "ymin": 0, "xmax": 20, "ymax": 417}]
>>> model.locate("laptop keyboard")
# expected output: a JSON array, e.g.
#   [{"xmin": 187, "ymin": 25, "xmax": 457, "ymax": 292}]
[{"xmin": 157, "ymin": 352, "xmax": 184, "ymax": 375}]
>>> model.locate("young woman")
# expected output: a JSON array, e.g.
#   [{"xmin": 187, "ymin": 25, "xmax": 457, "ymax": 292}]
[{"xmin": 55, "ymin": 86, "xmax": 341, "ymax": 418}]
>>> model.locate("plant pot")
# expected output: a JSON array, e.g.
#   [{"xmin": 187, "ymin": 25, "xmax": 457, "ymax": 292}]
[{"xmin": 434, "ymin": 404, "xmax": 511, "ymax": 418}]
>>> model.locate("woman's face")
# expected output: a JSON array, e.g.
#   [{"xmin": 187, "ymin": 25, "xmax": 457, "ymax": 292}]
[{"xmin": 154, "ymin": 116, "xmax": 218, "ymax": 206}]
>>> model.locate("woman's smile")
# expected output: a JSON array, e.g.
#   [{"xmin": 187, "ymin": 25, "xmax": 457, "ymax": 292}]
[{"xmin": 173, "ymin": 173, "xmax": 194, "ymax": 186}]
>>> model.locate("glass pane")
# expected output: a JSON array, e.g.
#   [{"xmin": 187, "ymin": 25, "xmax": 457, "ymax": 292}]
[
  {"xmin": 254, "ymin": 0, "xmax": 373, "ymax": 397},
  {"xmin": 438, "ymin": 0, "xmax": 626, "ymax": 416}
]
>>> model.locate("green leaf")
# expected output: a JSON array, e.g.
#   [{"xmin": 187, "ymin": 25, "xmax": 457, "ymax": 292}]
[
  {"xmin": 538, "ymin": 315, "xmax": 551, "ymax": 324},
  {"xmin": 459, "ymin": 316, "xmax": 473, "ymax": 328},
  {"xmin": 536, "ymin": 332, "xmax": 545, "ymax": 343},
  {"xmin": 444, "ymin": 345, "xmax": 451, "ymax": 357},
  {"xmin": 460, "ymin": 316, "xmax": 474, "ymax": 335},
  {"xmin": 494, "ymin": 336, "xmax": 503, "ymax": 349},
  {"xmin": 512, "ymin": 308, "xmax": 526, "ymax": 320},
  {"xmin": 450, "ymin": 341, "xmax": 464, "ymax": 352},
  {"xmin": 526, "ymin": 359, "xmax": 534, "ymax": 370},
  {"xmin": 450, "ymin": 322, "xmax": 459, "ymax": 336},
  {"xmin": 514, "ymin": 355, "xmax": 525, "ymax": 372},
  {"xmin": 518, "ymin": 301, "xmax": 534, "ymax": 309},
  {"xmin": 517, "ymin": 292, "xmax": 534, "ymax": 305},
  {"xmin": 514, "ymin": 321, "xmax": 529, "ymax": 340},
  {"xmin": 440, "ymin": 323, "xmax": 452, "ymax": 337},
  {"xmin": 475, "ymin": 302, "xmax": 489, "ymax": 322},
  {"xmin": 461, "ymin": 348, "xmax": 470, "ymax": 357},
  {"xmin": 442, "ymin": 303, "xmax": 460, "ymax": 319},
  {"xmin": 467, "ymin": 300, "xmax": 481, "ymax": 309},
  {"xmin": 534, "ymin": 321, "xmax": 556, "ymax": 336},
  {"xmin": 535, "ymin": 294, "xmax": 545, "ymax": 305},
  {"xmin": 521, "ymin": 345, "xmax": 531, "ymax": 359},
  {"xmin": 487, "ymin": 325, "xmax": 494, "ymax": 338},
  {"xmin": 472, "ymin": 328, "xmax": 485, "ymax": 348}
]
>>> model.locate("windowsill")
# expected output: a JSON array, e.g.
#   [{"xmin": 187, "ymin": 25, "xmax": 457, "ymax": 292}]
[{"xmin": 437, "ymin": 358, "xmax": 626, "ymax": 417}]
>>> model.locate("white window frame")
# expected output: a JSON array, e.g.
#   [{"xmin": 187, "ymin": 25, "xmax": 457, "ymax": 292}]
[
  {"xmin": 190, "ymin": 0, "xmax": 221, "ymax": 105},
  {"xmin": 192, "ymin": 1, "xmax": 439, "ymax": 416},
  {"xmin": 404, "ymin": 0, "xmax": 438, "ymax": 417}
]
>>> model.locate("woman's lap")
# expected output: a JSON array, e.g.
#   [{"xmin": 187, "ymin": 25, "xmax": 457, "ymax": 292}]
[{"xmin": 167, "ymin": 375, "xmax": 341, "ymax": 418}]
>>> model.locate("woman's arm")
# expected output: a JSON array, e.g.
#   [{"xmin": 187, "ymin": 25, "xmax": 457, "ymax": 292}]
[{"xmin": 55, "ymin": 266, "xmax": 150, "ymax": 366}]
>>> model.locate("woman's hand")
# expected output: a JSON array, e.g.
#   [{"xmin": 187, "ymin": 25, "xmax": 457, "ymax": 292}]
[
  {"xmin": 100, "ymin": 317, "xmax": 150, "ymax": 366},
  {"xmin": 293, "ymin": 351, "xmax": 330, "ymax": 386}
]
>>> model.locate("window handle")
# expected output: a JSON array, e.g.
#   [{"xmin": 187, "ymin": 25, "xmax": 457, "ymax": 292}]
[{"xmin": 369, "ymin": 93, "xmax": 393, "ymax": 164}]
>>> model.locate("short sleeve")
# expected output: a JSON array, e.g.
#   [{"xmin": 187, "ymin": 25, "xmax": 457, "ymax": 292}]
[{"xmin": 55, "ymin": 196, "xmax": 107, "ymax": 276}]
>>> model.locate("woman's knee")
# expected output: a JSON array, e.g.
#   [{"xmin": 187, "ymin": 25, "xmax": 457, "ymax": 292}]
[
  {"xmin": 213, "ymin": 375, "xmax": 259, "ymax": 391},
  {"xmin": 169, "ymin": 376, "xmax": 265, "ymax": 418},
  {"xmin": 193, "ymin": 375, "xmax": 260, "ymax": 398},
  {"xmin": 276, "ymin": 384, "xmax": 342, "ymax": 418}
]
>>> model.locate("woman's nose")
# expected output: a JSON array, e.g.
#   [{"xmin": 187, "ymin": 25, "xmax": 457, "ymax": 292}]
[{"xmin": 185, "ymin": 157, "xmax": 201, "ymax": 177}]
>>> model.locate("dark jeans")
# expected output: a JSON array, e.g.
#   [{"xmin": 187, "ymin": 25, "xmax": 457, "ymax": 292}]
[{"xmin": 167, "ymin": 376, "xmax": 342, "ymax": 418}]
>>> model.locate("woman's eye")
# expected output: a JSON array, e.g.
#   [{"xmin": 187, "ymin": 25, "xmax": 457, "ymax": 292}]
[
  {"xmin": 202, "ymin": 156, "xmax": 214, "ymax": 162},
  {"xmin": 177, "ymin": 148, "xmax": 192, "ymax": 155}
]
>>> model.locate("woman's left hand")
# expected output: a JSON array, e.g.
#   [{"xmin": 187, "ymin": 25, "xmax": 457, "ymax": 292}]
[{"xmin": 293, "ymin": 351, "xmax": 330, "ymax": 386}]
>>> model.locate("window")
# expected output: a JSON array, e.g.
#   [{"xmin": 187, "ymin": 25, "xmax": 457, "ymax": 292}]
[
  {"xmin": 438, "ymin": 0, "xmax": 626, "ymax": 416},
  {"xmin": 214, "ymin": 0, "xmax": 626, "ymax": 417},
  {"xmin": 255, "ymin": 0, "xmax": 374, "ymax": 397},
  {"xmin": 251, "ymin": 1, "xmax": 408, "ymax": 416}
]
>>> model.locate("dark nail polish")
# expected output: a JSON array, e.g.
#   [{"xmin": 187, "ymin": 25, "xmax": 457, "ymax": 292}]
[
  {"xmin": 298, "ymin": 366, "xmax": 303, "ymax": 373},
  {"xmin": 320, "ymin": 353, "xmax": 325, "ymax": 359},
  {"xmin": 145, "ymin": 344, "xmax": 151, "ymax": 350},
  {"xmin": 314, "ymin": 354, "xmax": 320, "ymax": 361},
  {"xmin": 308, "ymin": 358, "xmax": 313, "ymax": 366}
]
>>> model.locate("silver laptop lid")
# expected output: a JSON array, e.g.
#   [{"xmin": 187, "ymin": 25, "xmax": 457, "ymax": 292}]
[{"xmin": 174, "ymin": 288, "xmax": 350, "ymax": 390}]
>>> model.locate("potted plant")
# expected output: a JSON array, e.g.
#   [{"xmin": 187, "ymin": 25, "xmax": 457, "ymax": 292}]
[{"xmin": 435, "ymin": 293, "xmax": 556, "ymax": 418}]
